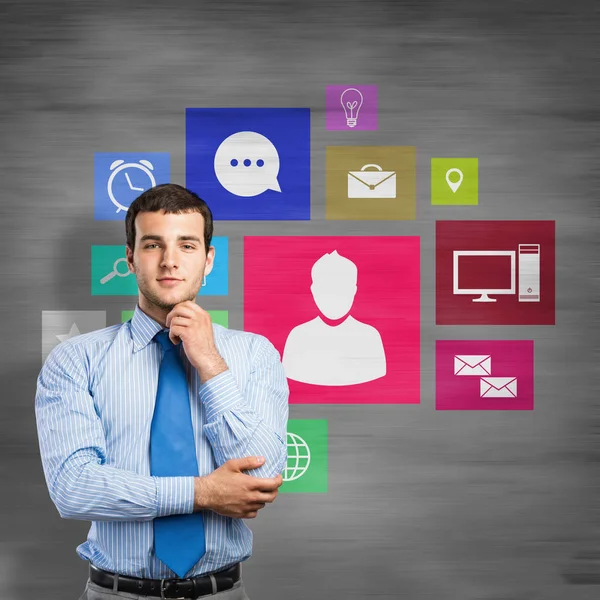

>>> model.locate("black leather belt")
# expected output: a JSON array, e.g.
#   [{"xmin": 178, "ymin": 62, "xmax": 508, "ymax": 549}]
[{"xmin": 89, "ymin": 562, "xmax": 241, "ymax": 598}]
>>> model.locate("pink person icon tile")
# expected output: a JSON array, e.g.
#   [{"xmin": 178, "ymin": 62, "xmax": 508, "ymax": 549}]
[
  {"xmin": 436, "ymin": 340, "xmax": 534, "ymax": 410},
  {"xmin": 326, "ymin": 85, "xmax": 378, "ymax": 131},
  {"xmin": 244, "ymin": 236, "xmax": 420, "ymax": 404}
]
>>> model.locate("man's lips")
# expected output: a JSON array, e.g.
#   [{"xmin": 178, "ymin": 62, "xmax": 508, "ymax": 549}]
[
  {"xmin": 157, "ymin": 278, "xmax": 184, "ymax": 286},
  {"xmin": 157, "ymin": 278, "xmax": 182, "ymax": 281}
]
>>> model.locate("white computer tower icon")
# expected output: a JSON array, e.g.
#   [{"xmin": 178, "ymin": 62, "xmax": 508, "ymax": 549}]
[{"xmin": 518, "ymin": 244, "xmax": 540, "ymax": 302}]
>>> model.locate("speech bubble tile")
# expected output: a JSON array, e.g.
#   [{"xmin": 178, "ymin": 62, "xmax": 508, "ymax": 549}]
[{"xmin": 186, "ymin": 108, "xmax": 310, "ymax": 221}]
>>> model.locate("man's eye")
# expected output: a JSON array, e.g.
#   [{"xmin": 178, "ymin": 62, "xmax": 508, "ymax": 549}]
[{"xmin": 143, "ymin": 244, "xmax": 195, "ymax": 249}]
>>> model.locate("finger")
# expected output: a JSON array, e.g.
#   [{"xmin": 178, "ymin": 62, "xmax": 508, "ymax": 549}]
[
  {"xmin": 180, "ymin": 301, "xmax": 212, "ymax": 320},
  {"xmin": 167, "ymin": 309, "xmax": 210, "ymax": 329},
  {"xmin": 253, "ymin": 473, "xmax": 283, "ymax": 487},
  {"xmin": 168, "ymin": 321, "xmax": 193, "ymax": 341},
  {"xmin": 247, "ymin": 476, "xmax": 284, "ymax": 492},
  {"xmin": 243, "ymin": 511, "xmax": 259, "ymax": 519},
  {"xmin": 166, "ymin": 306, "xmax": 196, "ymax": 327},
  {"xmin": 172, "ymin": 301, "xmax": 207, "ymax": 319},
  {"xmin": 254, "ymin": 491, "xmax": 277, "ymax": 503},
  {"xmin": 231, "ymin": 456, "xmax": 265, "ymax": 471},
  {"xmin": 247, "ymin": 502, "xmax": 266, "ymax": 511},
  {"xmin": 169, "ymin": 315, "xmax": 191, "ymax": 328},
  {"xmin": 180, "ymin": 300, "xmax": 199, "ymax": 309},
  {"xmin": 168, "ymin": 325, "xmax": 185, "ymax": 345}
]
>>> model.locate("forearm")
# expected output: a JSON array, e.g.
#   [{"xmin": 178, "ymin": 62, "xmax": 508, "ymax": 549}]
[
  {"xmin": 49, "ymin": 451, "xmax": 194, "ymax": 521},
  {"xmin": 203, "ymin": 410, "xmax": 287, "ymax": 478},
  {"xmin": 197, "ymin": 335, "xmax": 289, "ymax": 478},
  {"xmin": 201, "ymin": 370, "xmax": 287, "ymax": 478}
]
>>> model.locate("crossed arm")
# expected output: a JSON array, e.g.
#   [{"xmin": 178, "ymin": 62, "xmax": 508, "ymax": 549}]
[{"xmin": 34, "ymin": 336, "xmax": 289, "ymax": 522}]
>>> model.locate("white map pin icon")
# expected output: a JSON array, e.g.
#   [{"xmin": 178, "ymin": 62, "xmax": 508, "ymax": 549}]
[{"xmin": 445, "ymin": 168, "xmax": 463, "ymax": 193}]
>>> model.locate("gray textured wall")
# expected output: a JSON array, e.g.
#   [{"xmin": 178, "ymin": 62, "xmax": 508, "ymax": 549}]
[{"xmin": 1, "ymin": 1, "xmax": 599, "ymax": 598}]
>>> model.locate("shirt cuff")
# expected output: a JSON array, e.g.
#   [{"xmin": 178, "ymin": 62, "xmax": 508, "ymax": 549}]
[
  {"xmin": 154, "ymin": 476, "xmax": 195, "ymax": 518},
  {"xmin": 199, "ymin": 369, "xmax": 244, "ymax": 423}
]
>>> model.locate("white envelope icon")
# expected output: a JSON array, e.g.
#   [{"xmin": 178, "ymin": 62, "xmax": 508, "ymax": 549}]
[
  {"xmin": 454, "ymin": 355, "xmax": 491, "ymax": 376},
  {"xmin": 348, "ymin": 164, "xmax": 396, "ymax": 198},
  {"xmin": 480, "ymin": 377, "xmax": 517, "ymax": 398}
]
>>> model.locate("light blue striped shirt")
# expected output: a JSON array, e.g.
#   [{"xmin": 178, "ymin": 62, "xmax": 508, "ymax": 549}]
[{"xmin": 35, "ymin": 304, "xmax": 289, "ymax": 578}]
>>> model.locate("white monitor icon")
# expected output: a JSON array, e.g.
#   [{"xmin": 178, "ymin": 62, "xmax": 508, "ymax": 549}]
[{"xmin": 453, "ymin": 250, "xmax": 516, "ymax": 302}]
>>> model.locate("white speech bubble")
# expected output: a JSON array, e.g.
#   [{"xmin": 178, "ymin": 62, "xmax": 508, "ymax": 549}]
[{"xmin": 214, "ymin": 131, "xmax": 281, "ymax": 197}]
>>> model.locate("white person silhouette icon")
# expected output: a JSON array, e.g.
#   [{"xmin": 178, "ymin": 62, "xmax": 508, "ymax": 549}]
[{"xmin": 282, "ymin": 250, "xmax": 387, "ymax": 385}]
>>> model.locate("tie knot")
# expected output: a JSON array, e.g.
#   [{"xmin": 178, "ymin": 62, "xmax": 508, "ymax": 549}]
[{"xmin": 154, "ymin": 330, "xmax": 175, "ymax": 352}]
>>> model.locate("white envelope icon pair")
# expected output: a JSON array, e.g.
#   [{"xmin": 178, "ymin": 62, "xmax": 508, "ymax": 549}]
[
  {"xmin": 454, "ymin": 355, "xmax": 491, "ymax": 376},
  {"xmin": 480, "ymin": 377, "xmax": 518, "ymax": 398}
]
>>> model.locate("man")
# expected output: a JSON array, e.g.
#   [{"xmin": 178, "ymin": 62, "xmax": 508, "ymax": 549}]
[{"xmin": 35, "ymin": 183, "xmax": 289, "ymax": 600}]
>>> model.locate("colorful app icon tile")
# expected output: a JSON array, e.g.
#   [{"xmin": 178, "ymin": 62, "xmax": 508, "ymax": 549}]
[
  {"xmin": 244, "ymin": 236, "xmax": 420, "ymax": 404},
  {"xmin": 431, "ymin": 158, "xmax": 478, "ymax": 205},
  {"xmin": 280, "ymin": 419, "xmax": 328, "ymax": 493},
  {"xmin": 436, "ymin": 340, "xmax": 534, "ymax": 410},
  {"xmin": 94, "ymin": 153, "xmax": 170, "ymax": 220},
  {"xmin": 186, "ymin": 108, "xmax": 310, "ymax": 220},
  {"xmin": 201, "ymin": 236, "xmax": 229, "ymax": 296},
  {"xmin": 92, "ymin": 237, "xmax": 229, "ymax": 297},
  {"xmin": 122, "ymin": 309, "xmax": 228, "ymax": 328},
  {"xmin": 91, "ymin": 245, "xmax": 137, "ymax": 296},
  {"xmin": 205, "ymin": 310, "xmax": 228, "ymax": 328},
  {"xmin": 326, "ymin": 146, "xmax": 416, "ymax": 220},
  {"xmin": 42, "ymin": 311, "xmax": 106, "ymax": 361},
  {"xmin": 436, "ymin": 221, "xmax": 555, "ymax": 325},
  {"xmin": 326, "ymin": 85, "xmax": 378, "ymax": 131}
]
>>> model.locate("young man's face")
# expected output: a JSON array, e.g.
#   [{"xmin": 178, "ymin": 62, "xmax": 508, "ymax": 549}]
[{"xmin": 126, "ymin": 210, "xmax": 215, "ymax": 311}]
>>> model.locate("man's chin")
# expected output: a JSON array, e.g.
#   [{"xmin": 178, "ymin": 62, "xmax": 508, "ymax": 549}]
[{"xmin": 149, "ymin": 290, "xmax": 198, "ymax": 310}]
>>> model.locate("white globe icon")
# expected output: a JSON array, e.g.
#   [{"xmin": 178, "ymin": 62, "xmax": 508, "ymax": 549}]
[{"xmin": 284, "ymin": 432, "xmax": 311, "ymax": 481}]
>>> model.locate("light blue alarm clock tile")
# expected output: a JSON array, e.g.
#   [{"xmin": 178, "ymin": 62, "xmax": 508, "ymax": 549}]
[{"xmin": 94, "ymin": 153, "xmax": 171, "ymax": 220}]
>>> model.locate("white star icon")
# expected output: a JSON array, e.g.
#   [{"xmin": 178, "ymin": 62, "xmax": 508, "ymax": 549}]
[{"xmin": 56, "ymin": 323, "xmax": 81, "ymax": 342}]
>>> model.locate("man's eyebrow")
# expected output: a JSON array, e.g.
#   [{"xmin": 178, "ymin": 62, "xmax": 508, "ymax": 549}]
[{"xmin": 139, "ymin": 234, "xmax": 202, "ymax": 243}]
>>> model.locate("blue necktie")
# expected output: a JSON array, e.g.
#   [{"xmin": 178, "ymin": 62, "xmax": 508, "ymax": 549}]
[{"xmin": 150, "ymin": 330, "xmax": 206, "ymax": 577}]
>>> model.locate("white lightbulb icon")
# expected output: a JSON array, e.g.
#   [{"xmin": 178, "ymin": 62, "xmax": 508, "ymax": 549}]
[{"xmin": 340, "ymin": 88, "xmax": 364, "ymax": 128}]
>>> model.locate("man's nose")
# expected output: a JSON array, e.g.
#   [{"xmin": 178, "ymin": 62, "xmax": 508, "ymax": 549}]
[{"xmin": 160, "ymin": 248, "xmax": 178, "ymax": 268}]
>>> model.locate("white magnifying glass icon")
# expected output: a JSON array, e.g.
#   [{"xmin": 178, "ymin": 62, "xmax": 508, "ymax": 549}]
[{"xmin": 100, "ymin": 257, "xmax": 131, "ymax": 284}]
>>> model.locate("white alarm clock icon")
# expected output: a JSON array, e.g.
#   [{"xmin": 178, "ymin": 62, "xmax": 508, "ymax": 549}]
[{"xmin": 107, "ymin": 159, "xmax": 156, "ymax": 213}]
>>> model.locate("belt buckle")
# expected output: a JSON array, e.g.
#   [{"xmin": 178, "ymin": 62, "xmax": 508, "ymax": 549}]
[{"xmin": 160, "ymin": 578, "xmax": 186, "ymax": 600}]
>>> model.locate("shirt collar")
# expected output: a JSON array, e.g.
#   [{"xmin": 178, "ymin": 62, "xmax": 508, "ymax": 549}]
[{"xmin": 130, "ymin": 304, "xmax": 167, "ymax": 353}]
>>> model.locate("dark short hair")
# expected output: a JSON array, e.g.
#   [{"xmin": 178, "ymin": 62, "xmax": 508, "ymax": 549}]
[{"xmin": 125, "ymin": 183, "xmax": 213, "ymax": 254}]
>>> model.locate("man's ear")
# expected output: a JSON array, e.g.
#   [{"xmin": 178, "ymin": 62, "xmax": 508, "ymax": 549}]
[
  {"xmin": 126, "ymin": 245, "xmax": 135, "ymax": 273},
  {"xmin": 204, "ymin": 246, "xmax": 216, "ymax": 277}
]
